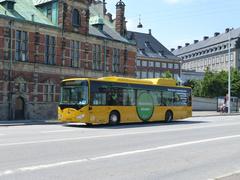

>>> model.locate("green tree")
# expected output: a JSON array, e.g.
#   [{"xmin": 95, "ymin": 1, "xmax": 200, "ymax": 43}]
[
  {"xmin": 231, "ymin": 69, "xmax": 240, "ymax": 98},
  {"xmin": 190, "ymin": 69, "xmax": 240, "ymax": 98},
  {"xmin": 162, "ymin": 70, "xmax": 172, "ymax": 78}
]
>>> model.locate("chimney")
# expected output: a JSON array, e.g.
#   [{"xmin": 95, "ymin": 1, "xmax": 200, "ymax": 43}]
[
  {"xmin": 225, "ymin": 28, "xmax": 230, "ymax": 33},
  {"xmin": 115, "ymin": 0, "xmax": 126, "ymax": 36},
  {"xmin": 149, "ymin": 29, "xmax": 152, "ymax": 35},
  {"xmin": 178, "ymin": 46, "xmax": 182, "ymax": 49},
  {"xmin": 171, "ymin": 48, "xmax": 175, "ymax": 52},
  {"xmin": 203, "ymin": 36, "xmax": 209, "ymax": 40},
  {"xmin": 185, "ymin": 43, "xmax": 190, "ymax": 47},
  {"xmin": 0, "ymin": 0, "xmax": 16, "ymax": 10},
  {"xmin": 214, "ymin": 32, "xmax": 220, "ymax": 37},
  {"xmin": 31, "ymin": 14, "xmax": 35, "ymax": 22},
  {"xmin": 103, "ymin": 0, "xmax": 107, "ymax": 15},
  {"xmin": 194, "ymin": 40, "xmax": 199, "ymax": 44}
]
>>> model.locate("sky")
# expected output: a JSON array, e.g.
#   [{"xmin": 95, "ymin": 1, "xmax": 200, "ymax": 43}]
[{"xmin": 106, "ymin": 0, "xmax": 240, "ymax": 50}]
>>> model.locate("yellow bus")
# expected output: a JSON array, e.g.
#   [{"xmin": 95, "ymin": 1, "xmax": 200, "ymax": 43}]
[{"xmin": 58, "ymin": 76, "xmax": 192, "ymax": 125}]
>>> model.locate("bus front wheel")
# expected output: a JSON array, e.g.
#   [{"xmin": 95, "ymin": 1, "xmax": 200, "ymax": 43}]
[
  {"xmin": 165, "ymin": 111, "xmax": 173, "ymax": 123},
  {"xmin": 109, "ymin": 111, "xmax": 120, "ymax": 125}
]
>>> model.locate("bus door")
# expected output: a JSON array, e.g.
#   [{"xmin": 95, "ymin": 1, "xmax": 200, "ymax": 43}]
[{"xmin": 89, "ymin": 92, "xmax": 108, "ymax": 124}]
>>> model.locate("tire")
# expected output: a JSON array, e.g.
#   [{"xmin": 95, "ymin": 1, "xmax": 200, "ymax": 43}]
[
  {"xmin": 86, "ymin": 123, "xmax": 93, "ymax": 127},
  {"xmin": 109, "ymin": 111, "xmax": 120, "ymax": 125},
  {"xmin": 165, "ymin": 111, "xmax": 173, "ymax": 123}
]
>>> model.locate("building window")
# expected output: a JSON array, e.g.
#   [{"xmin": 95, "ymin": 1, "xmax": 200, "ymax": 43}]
[
  {"xmin": 155, "ymin": 72, "xmax": 160, "ymax": 78},
  {"xmin": 45, "ymin": 35, "xmax": 56, "ymax": 65},
  {"xmin": 136, "ymin": 71, "xmax": 141, "ymax": 78},
  {"xmin": 15, "ymin": 30, "xmax": 28, "ymax": 61},
  {"xmin": 136, "ymin": 59, "xmax": 141, "ymax": 66},
  {"xmin": 162, "ymin": 63, "xmax": 167, "ymax": 68},
  {"xmin": 112, "ymin": 48, "xmax": 120, "ymax": 73},
  {"xmin": 174, "ymin": 63, "xmax": 179, "ymax": 69},
  {"xmin": 70, "ymin": 40, "xmax": 80, "ymax": 67},
  {"xmin": 155, "ymin": 62, "xmax": 160, "ymax": 67},
  {"xmin": 149, "ymin": 61, "xmax": 154, "ymax": 67},
  {"xmin": 148, "ymin": 71, "xmax": 154, "ymax": 78},
  {"xmin": 72, "ymin": 9, "xmax": 80, "ymax": 27},
  {"xmin": 93, "ymin": 44, "xmax": 102, "ymax": 70},
  {"xmin": 230, "ymin": 53, "xmax": 234, "ymax": 61},
  {"xmin": 44, "ymin": 84, "xmax": 55, "ymax": 102},
  {"xmin": 142, "ymin": 60, "xmax": 147, "ymax": 67},
  {"xmin": 4, "ymin": 29, "xmax": 11, "ymax": 60},
  {"xmin": 168, "ymin": 63, "xmax": 173, "ymax": 69},
  {"xmin": 142, "ymin": 71, "xmax": 147, "ymax": 78},
  {"xmin": 47, "ymin": 6, "xmax": 52, "ymax": 21}
]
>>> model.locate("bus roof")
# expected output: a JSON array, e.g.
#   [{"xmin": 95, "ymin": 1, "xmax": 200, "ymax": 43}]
[
  {"xmin": 62, "ymin": 76, "xmax": 191, "ymax": 88},
  {"xmin": 98, "ymin": 77, "xmax": 177, "ymax": 86}
]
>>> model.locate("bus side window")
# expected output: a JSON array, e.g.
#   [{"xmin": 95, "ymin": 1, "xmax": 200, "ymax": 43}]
[
  {"xmin": 92, "ymin": 93, "xmax": 106, "ymax": 105},
  {"xmin": 123, "ymin": 90, "xmax": 131, "ymax": 106}
]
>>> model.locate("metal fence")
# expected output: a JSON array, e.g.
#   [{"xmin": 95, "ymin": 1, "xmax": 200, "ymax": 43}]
[{"xmin": 217, "ymin": 97, "xmax": 240, "ymax": 113}]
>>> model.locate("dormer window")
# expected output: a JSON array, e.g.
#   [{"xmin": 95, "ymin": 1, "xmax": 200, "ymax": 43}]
[
  {"xmin": 46, "ymin": 6, "xmax": 52, "ymax": 21},
  {"xmin": 72, "ymin": 9, "xmax": 80, "ymax": 27},
  {"xmin": 0, "ymin": 0, "xmax": 16, "ymax": 10}
]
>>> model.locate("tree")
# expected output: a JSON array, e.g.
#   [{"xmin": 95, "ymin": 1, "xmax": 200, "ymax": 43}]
[
  {"xmin": 162, "ymin": 70, "xmax": 172, "ymax": 78},
  {"xmin": 187, "ymin": 69, "xmax": 240, "ymax": 98},
  {"xmin": 231, "ymin": 69, "xmax": 240, "ymax": 98}
]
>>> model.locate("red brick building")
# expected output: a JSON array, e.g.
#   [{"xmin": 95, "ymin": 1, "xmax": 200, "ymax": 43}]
[{"xmin": 0, "ymin": 0, "xmax": 136, "ymax": 120}]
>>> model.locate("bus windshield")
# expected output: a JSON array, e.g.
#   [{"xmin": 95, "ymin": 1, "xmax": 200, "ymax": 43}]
[{"xmin": 60, "ymin": 81, "xmax": 88, "ymax": 106}]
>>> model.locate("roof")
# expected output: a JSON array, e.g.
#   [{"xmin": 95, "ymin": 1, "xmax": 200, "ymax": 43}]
[
  {"xmin": 0, "ymin": 0, "xmax": 55, "ymax": 26},
  {"xmin": 127, "ymin": 31, "xmax": 180, "ymax": 61},
  {"xmin": 99, "ymin": 76, "xmax": 178, "ymax": 86},
  {"xmin": 89, "ymin": 4, "xmax": 131, "ymax": 44},
  {"xmin": 33, "ymin": 0, "xmax": 52, "ymax": 6},
  {"xmin": 173, "ymin": 28, "xmax": 240, "ymax": 56}
]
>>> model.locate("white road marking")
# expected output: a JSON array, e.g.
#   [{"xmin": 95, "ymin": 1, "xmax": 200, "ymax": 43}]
[
  {"xmin": 1, "ymin": 122, "xmax": 240, "ymax": 147},
  {"xmin": 209, "ymin": 169, "xmax": 240, "ymax": 180},
  {"xmin": 0, "ymin": 134, "xmax": 5, "ymax": 136},
  {"xmin": 1, "ymin": 134, "xmax": 240, "ymax": 177}
]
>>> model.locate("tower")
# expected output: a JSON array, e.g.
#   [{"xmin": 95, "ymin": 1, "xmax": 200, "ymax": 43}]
[{"xmin": 115, "ymin": 0, "xmax": 126, "ymax": 36}]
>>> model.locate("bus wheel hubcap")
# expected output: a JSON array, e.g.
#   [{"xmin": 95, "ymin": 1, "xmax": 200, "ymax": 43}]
[{"xmin": 111, "ymin": 115, "xmax": 118, "ymax": 122}]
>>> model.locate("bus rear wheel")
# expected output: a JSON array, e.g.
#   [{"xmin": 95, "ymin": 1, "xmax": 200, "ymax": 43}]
[
  {"xmin": 165, "ymin": 111, "xmax": 173, "ymax": 123},
  {"xmin": 109, "ymin": 111, "xmax": 120, "ymax": 125}
]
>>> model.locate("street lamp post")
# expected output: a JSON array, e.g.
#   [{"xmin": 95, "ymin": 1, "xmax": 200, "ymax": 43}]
[{"xmin": 228, "ymin": 29, "xmax": 232, "ymax": 114}]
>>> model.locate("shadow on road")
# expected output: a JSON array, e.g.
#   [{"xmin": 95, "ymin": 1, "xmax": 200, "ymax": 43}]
[{"xmin": 64, "ymin": 120, "xmax": 208, "ymax": 129}]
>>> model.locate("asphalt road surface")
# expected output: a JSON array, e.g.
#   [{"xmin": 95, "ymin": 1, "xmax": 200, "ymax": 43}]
[{"xmin": 1, "ymin": 115, "xmax": 240, "ymax": 180}]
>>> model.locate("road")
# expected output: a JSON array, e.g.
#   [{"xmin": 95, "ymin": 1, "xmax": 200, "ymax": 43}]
[{"xmin": 0, "ymin": 116, "xmax": 240, "ymax": 180}]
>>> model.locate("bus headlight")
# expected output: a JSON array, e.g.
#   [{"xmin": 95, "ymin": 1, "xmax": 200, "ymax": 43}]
[
  {"xmin": 58, "ymin": 114, "xmax": 62, "ymax": 120},
  {"xmin": 77, "ymin": 114, "xmax": 85, "ymax": 120}
]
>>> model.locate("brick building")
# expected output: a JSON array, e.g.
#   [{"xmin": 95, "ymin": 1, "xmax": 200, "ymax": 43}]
[{"xmin": 0, "ymin": 0, "xmax": 136, "ymax": 120}]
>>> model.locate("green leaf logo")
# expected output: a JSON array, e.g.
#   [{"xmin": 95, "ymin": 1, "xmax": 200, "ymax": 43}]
[{"xmin": 136, "ymin": 92, "xmax": 154, "ymax": 122}]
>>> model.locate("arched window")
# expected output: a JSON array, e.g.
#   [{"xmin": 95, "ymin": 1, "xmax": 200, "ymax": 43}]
[{"xmin": 72, "ymin": 9, "xmax": 80, "ymax": 27}]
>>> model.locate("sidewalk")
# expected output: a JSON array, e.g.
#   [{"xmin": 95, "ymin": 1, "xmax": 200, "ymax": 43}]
[
  {"xmin": 192, "ymin": 111, "xmax": 240, "ymax": 117},
  {"xmin": 0, "ymin": 119, "xmax": 60, "ymax": 126}
]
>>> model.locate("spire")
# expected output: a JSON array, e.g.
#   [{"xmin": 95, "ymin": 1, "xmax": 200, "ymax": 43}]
[{"xmin": 116, "ymin": 0, "xmax": 125, "ymax": 8}]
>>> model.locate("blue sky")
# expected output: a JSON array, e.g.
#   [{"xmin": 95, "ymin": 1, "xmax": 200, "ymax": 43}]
[{"xmin": 107, "ymin": 0, "xmax": 240, "ymax": 50}]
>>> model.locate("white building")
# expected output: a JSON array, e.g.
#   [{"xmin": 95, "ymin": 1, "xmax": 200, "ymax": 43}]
[{"xmin": 173, "ymin": 28, "xmax": 240, "ymax": 72}]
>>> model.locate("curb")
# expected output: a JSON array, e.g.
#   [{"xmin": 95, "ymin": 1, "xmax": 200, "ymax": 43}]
[
  {"xmin": 193, "ymin": 113, "xmax": 240, "ymax": 118},
  {"xmin": 0, "ymin": 120, "xmax": 61, "ymax": 127}
]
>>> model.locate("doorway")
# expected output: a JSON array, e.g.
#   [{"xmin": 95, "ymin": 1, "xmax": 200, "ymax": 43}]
[{"xmin": 15, "ymin": 97, "xmax": 25, "ymax": 120}]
